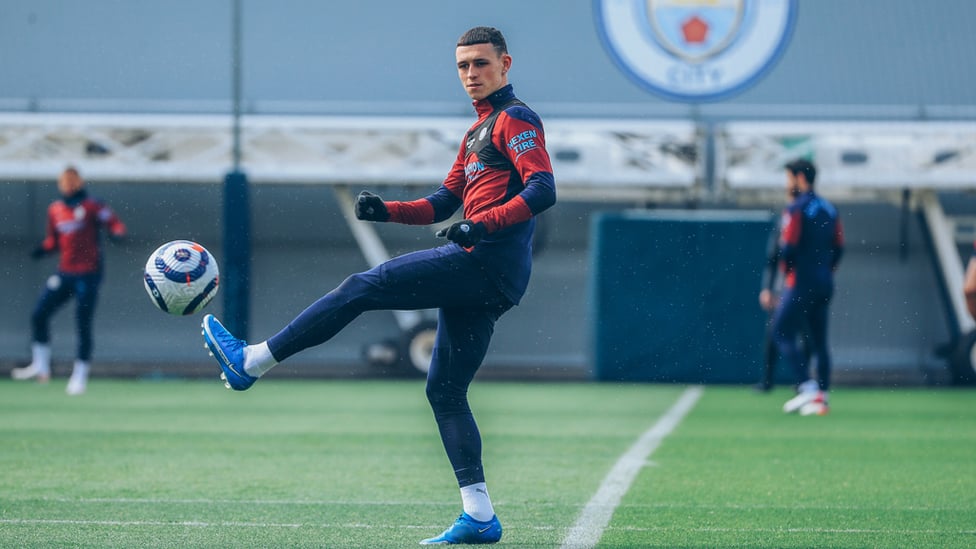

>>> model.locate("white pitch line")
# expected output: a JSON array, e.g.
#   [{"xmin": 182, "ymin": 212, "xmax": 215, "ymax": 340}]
[{"xmin": 560, "ymin": 385, "xmax": 704, "ymax": 549}]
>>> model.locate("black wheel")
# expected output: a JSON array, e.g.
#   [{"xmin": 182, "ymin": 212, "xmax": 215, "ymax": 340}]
[{"xmin": 400, "ymin": 320, "xmax": 438, "ymax": 376}]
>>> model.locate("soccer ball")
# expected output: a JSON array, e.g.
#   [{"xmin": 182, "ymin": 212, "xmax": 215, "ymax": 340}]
[{"xmin": 143, "ymin": 240, "xmax": 220, "ymax": 316}]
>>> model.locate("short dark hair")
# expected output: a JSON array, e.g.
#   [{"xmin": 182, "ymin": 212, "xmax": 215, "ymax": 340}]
[
  {"xmin": 457, "ymin": 26, "xmax": 508, "ymax": 55},
  {"xmin": 785, "ymin": 158, "xmax": 817, "ymax": 186}
]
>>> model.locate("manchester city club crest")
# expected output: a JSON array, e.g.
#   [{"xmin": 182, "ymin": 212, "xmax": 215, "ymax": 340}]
[{"xmin": 594, "ymin": 0, "xmax": 797, "ymax": 102}]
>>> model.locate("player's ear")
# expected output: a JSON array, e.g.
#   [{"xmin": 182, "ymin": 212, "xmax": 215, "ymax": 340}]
[{"xmin": 501, "ymin": 53, "xmax": 512, "ymax": 74}]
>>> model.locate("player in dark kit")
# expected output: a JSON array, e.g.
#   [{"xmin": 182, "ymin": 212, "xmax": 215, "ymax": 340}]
[
  {"xmin": 11, "ymin": 167, "xmax": 127, "ymax": 395},
  {"xmin": 755, "ymin": 210, "xmax": 811, "ymax": 393},
  {"xmin": 201, "ymin": 27, "xmax": 555, "ymax": 545},
  {"xmin": 776, "ymin": 159, "xmax": 844, "ymax": 416}
]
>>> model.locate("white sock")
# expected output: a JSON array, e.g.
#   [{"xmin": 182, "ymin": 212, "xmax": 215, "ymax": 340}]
[
  {"xmin": 460, "ymin": 482, "xmax": 495, "ymax": 522},
  {"xmin": 71, "ymin": 360, "xmax": 90, "ymax": 378},
  {"xmin": 31, "ymin": 343, "xmax": 51, "ymax": 375},
  {"xmin": 243, "ymin": 341, "xmax": 278, "ymax": 378}
]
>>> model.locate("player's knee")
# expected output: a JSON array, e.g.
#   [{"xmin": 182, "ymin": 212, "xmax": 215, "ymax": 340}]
[
  {"xmin": 334, "ymin": 272, "xmax": 382, "ymax": 310},
  {"xmin": 425, "ymin": 380, "xmax": 469, "ymax": 415}
]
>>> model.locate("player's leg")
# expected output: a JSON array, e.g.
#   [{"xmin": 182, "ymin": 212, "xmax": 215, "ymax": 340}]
[
  {"xmin": 421, "ymin": 304, "xmax": 508, "ymax": 545},
  {"xmin": 265, "ymin": 247, "xmax": 500, "ymax": 360},
  {"xmin": 12, "ymin": 275, "xmax": 71, "ymax": 382},
  {"xmin": 797, "ymin": 296, "xmax": 832, "ymax": 416},
  {"xmin": 804, "ymin": 297, "xmax": 831, "ymax": 391},
  {"xmin": 775, "ymin": 290, "xmax": 818, "ymax": 412},
  {"xmin": 66, "ymin": 274, "xmax": 100, "ymax": 395},
  {"xmin": 756, "ymin": 313, "xmax": 778, "ymax": 392},
  {"xmin": 203, "ymin": 246, "xmax": 501, "ymax": 390}
]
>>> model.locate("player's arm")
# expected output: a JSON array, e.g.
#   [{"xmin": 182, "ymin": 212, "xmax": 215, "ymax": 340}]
[
  {"xmin": 965, "ymin": 249, "xmax": 976, "ymax": 320},
  {"xmin": 759, "ymin": 225, "xmax": 780, "ymax": 310},
  {"xmin": 778, "ymin": 209, "xmax": 802, "ymax": 268},
  {"xmin": 469, "ymin": 107, "xmax": 556, "ymax": 232},
  {"xmin": 831, "ymin": 218, "xmax": 845, "ymax": 269},
  {"xmin": 30, "ymin": 207, "xmax": 59, "ymax": 258},
  {"xmin": 98, "ymin": 202, "xmax": 127, "ymax": 240},
  {"xmin": 356, "ymin": 146, "xmax": 464, "ymax": 225}
]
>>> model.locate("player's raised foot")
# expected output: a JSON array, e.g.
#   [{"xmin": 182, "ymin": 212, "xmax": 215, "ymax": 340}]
[
  {"xmin": 201, "ymin": 314, "xmax": 256, "ymax": 391},
  {"xmin": 799, "ymin": 391, "xmax": 829, "ymax": 416},
  {"xmin": 783, "ymin": 380, "xmax": 819, "ymax": 413},
  {"xmin": 10, "ymin": 362, "xmax": 50, "ymax": 383},
  {"xmin": 419, "ymin": 512, "xmax": 502, "ymax": 545}
]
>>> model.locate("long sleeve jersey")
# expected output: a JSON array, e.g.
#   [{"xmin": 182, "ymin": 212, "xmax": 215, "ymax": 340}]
[
  {"xmin": 40, "ymin": 189, "xmax": 127, "ymax": 275},
  {"xmin": 383, "ymin": 85, "xmax": 556, "ymax": 303},
  {"xmin": 778, "ymin": 190, "xmax": 844, "ymax": 293}
]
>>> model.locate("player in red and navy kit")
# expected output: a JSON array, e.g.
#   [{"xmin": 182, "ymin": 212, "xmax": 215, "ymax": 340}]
[
  {"xmin": 776, "ymin": 159, "xmax": 844, "ymax": 416},
  {"xmin": 201, "ymin": 27, "xmax": 555, "ymax": 545},
  {"xmin": 11, "ymin": 167, "xmax": 127, "ymax": 395}
]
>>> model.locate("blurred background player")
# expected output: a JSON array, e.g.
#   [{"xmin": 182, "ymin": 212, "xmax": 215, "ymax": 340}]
[
  {"xmin": 964, "ymin": 242, "xmax": 976, "ymax": 320},
  {"xmin": 11, "ymin": 167, "xmax": 127, "ymax": 395},
  {"xmin": 200, "ymin": 26, "xmax": 555, "ymax": 545},
  {"xmin": 776, "ymin": 159, "xmax": 844, "ymax": 416},
  {"xmin": 756, "ymin": 204, "xmax": 811, "ymax": 393}
]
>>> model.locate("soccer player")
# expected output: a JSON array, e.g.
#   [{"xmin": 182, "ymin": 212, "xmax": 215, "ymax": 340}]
[
  {"xmin": 201, "ymin": 26, "xmax": 555, "ymax": 545},
  {"xmin": 11, "ymin": 166, "xmax": 127, "ymax": 395},
  {"xmin": 776, "ymin": 159, "xmax": 844, "ymax": 416},
  {"xmin": 964, "ymin": 243, "xmax": 976, "ymax": 320},
  {"xmin": 756, "ymin": 209, "xmax": 811, "ymax": 393}
]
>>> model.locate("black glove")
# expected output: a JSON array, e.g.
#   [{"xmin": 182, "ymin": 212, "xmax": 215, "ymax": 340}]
[
  {"xmin": 355, "ymin": 191, "xmax": 389, "ymax": 222},
  {"xmin": 436, "ymin": 219, "xmax": 486, "ymax": 247},
  {"xmin": 29, "ymin": 246, "xmax": 46, "ymax": 260}
]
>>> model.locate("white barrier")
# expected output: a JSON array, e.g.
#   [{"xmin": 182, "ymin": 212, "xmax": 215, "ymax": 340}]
[
  {"xmin": 719, "ymin": 121, "xmax": 976, "ymax": 190},
  {"xmin": 0, "ymin": 113, "xmax": 699, "ymax": 195}
]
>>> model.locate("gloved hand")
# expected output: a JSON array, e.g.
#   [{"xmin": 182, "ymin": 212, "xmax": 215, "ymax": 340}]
[
  {"xmin": 355, "ymin": 191, "xmax": 389, "ymax": 222},
  {"xmin": 29, "ymin": 246, "xmax": 46, "ymax": 260},
  {"xmin": 436, "ymin": 219, "xmax": 486, "ymax": 247}
]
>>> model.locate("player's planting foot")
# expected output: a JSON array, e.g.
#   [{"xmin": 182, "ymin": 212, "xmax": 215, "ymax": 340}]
[
  {"xmin": 799, "ymin": 391, "xmax": 829, "ymax": 416},
  {"xmin": 783, "ymin": 380, "xmax": 820, "ymax": 413},
  {"xmin": 202, "ymin": 314, "xmax": 256, "ymax": 391},
  {"xmin": 752, "ymin": 381, "xmax": 772, "ymax": 393},
  {"xmin": 10, "ymin": 362, "xmax": 50, "ymax": 383},
  {"xmin": 65, "ymin": 361, "xmax": 89, "ymax": 396},
  {"xmin": 419, "ymin": 512, "xmax": 502, "ymax": 545}
]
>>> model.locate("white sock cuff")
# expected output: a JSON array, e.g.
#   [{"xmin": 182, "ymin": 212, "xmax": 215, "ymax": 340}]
[
  {"xmin": 243, "ymin": 341, "xmax": 278, "ymax": 378},
  {"xmin": 460, "ymin": 482, "xmax": 495, "ymax": 522},
  {"xmin": 31, "ymin": 343, "xmax": 52, "ymax": 372}
]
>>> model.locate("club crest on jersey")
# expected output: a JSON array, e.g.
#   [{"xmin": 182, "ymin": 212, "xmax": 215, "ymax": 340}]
[
  {"xmin": 594, "ymin": 0, "xmax": 797, "ymax": 102},
  {"xmin": 478, "ymin": 127, "xmax": 489, "ymax": 141}
]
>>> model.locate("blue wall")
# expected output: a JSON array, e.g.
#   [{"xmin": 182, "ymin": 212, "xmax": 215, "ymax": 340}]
[{"xmin": 1, "ymin": 0, "xmax": 975, "ymax": 117}]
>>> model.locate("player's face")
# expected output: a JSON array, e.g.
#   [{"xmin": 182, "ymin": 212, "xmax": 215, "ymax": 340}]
[
  {"xmin": 456, "ymin": 43, "xmax": 511, "ymax": 101},
  {"xmin": 785, "ymin": 170, "xmax": 802, "ymax": 198},
  {"xmin": 58, "ymin": 170, "xmax": 84, "ymax": 197}
]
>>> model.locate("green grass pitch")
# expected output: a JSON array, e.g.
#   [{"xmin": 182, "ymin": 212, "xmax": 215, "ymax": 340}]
[{"xmin": 1, "ymin": 379, "xmax": 974, "ymax": 548}]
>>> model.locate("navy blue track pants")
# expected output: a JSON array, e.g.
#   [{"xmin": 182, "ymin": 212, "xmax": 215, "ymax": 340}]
[
  {"xmin": 267, "ymin": 244, "xmax": 513, "ymax": 487},
  {"xmin": 32, "ymin": 272, "xmax": 101, "ymax": 361},
  {"xmin": 773, "ymin": 286, "xmax": 832, "ymax": 391}
]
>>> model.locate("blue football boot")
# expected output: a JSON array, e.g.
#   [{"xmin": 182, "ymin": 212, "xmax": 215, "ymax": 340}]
[
  {"xmin": 201, "ymin": 314, "xmax": 256, "ymax": 391},
  {"xmin": 419, "ymin": 512, "xmax": 502, "ymax": 545}
]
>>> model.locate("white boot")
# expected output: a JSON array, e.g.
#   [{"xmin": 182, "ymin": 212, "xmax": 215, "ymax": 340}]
[
  {"xmin": 11, "ymin": 343, "xmax": 52, "ymax": 383},
  {"xmin": 66, "ymin": 360, "xmax": 90, "ymax": 396}
]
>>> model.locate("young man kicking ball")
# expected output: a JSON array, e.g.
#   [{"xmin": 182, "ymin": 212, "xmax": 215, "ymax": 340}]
[{"xmin": 202, "ymin": 26, "xmax": 555, "ymax": 545}]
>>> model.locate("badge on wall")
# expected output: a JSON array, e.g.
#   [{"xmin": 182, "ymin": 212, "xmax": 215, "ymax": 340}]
[{"xmin": 594, "ymin": 0, "xmax": 797, "ymax": 102}]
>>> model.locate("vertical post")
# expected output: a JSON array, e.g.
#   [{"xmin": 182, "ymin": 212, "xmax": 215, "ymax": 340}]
[{"xmin": 223, "ymin": 0, "xmax": 250, "ymax": 338}]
